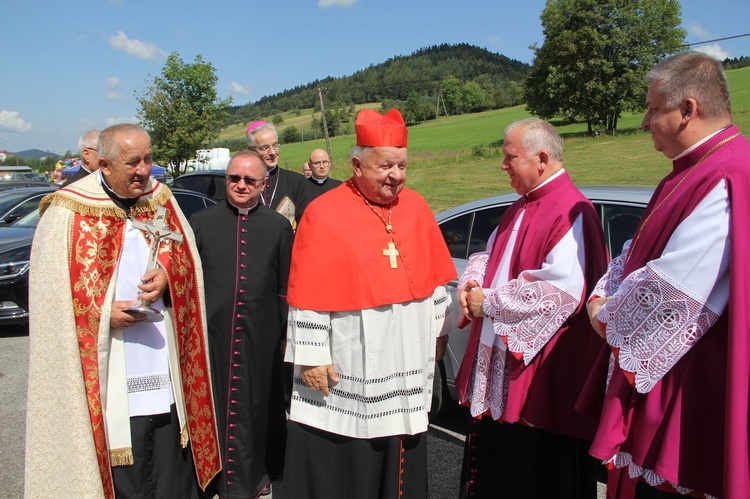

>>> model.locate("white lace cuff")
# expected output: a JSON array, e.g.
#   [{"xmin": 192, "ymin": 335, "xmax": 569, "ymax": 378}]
[
  {"xmin": 599, "ymin": 264, "xmax": 720, "ymax": 393},
  {"xmin": 483, "ymin": 272, "xmax": 579, "ymax": 365},
  {"xmin": 458, "ymin": 252, "xmax": 489, "ymax": 291},
  {"xmin": 591, "ymin": 245, "xmax": 629, "ymax": 298}
]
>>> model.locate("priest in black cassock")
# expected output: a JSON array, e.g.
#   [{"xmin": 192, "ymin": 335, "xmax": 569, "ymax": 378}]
[
  {"xmin": 246, "ymin": 120, "xmax": 305, "ymax": 227},
  {"xmin": 190, "ymin": 150, "xmax": 293, "ymax": 498},
  {"xmin": 295, "ymin": 148, "xmax": 342, "ymax": 222}
]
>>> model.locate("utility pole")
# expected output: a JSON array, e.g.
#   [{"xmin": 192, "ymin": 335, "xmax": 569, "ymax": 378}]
[
  {"xmin": 435, "ymin": 87, "xmax": 441, "ymax": 119},
  {"xmin": 318, "ymin": 87, "xmax": 332, "ymax": 162}
]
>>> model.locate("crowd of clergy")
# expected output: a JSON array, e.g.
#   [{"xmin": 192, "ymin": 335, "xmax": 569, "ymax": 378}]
[{"xmin": 23, "ymin": 50, "xmax": 748, "ymax": 499}]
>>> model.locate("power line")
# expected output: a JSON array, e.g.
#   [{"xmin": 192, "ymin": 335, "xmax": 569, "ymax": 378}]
[{"xmin": 684, "ymin": 32, "xmax": 750, "ymax": 48}]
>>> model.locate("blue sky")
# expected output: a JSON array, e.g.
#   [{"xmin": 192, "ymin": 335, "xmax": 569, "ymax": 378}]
[{"xmin": 2, "ymin": 0, "xmax": 748, "ymax": 155}]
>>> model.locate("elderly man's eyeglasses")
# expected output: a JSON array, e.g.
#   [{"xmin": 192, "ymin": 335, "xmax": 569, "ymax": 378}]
[
  {"xmin": 252, "ymin": 143, "xmax": 280, "ymax": 154},
  {"xmin": 226, "ymin": 174, "xmax": 265, "ymax": 186},
  {"xmin": 311, "ymin": 160, "xmax": 331, "ymax": 167}
]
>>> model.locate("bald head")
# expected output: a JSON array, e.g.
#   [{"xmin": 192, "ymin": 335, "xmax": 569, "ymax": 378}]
[{"xmin": 309, "ymin": 149, "xmax": 331, "ymax": 180}]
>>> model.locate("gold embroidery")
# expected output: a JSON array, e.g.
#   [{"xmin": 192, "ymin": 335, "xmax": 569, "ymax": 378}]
[{"xmin": 110, "ymin": 448, "xmax": 135, "ymax": 467}]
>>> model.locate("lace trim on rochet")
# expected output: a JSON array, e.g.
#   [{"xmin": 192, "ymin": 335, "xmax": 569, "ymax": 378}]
[
  {"xmin": 458, "ymin": 253, "xmax": 489, "ymax": 291},
  {"xmin": 599, "ymin": 264, "xmax": 720, "ymax": 393},
  {"xmin": 605, "ymin": 453, "xmax": 718, "ymax": 499},
  {"xmin": 592, "ymin": 245, "xmax": 629, "ymax": 298},
  {"xmin": 465, "ymin": 341, "xmax": 509, "ymax": 419},
  {"xmin": 484, "ymin": 273, "xmax": 579, "ymax": 365},
  {"xmin": 127, "ymin": 372, "xmax": 171, "ymax": 394}
]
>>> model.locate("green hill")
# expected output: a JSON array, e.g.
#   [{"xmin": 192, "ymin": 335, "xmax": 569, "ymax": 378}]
[
  {"xmin": 227, "ymin": 43, "xmax": 528, "ymax": 126},
  {"xmin": 226, "ymin": 65, "xmax": 750, "ymax": 213}
]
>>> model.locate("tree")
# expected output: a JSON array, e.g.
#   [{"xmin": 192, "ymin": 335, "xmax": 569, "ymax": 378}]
[
  {"xmin": 272, "ymin": 114, "xmax": 284, "ymax": 126},
  {"xmin": 461, "ymin": 82, "xmax": 488, "ymax": 113},
  {"xmin": 440, "ymin": 76, "xmax": 463, "ymax": 115},
  {"xmin": 280, "ymin": 126, "xmax": 301, "ymax": 144},
  {"xmin": 136, "ymin": 52, "xmax": 232, "ymax": 176},
  {"xmin": 524, "ymin": 0, "xmax": 685, "ymax": 134}
]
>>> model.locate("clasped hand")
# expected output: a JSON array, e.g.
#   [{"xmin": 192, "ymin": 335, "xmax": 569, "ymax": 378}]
[{"xmin": 459, "ymin": 279, "xmax": 487, "ymax": 320}]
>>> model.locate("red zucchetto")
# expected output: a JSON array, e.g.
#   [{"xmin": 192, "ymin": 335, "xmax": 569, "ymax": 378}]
[{"xmin": 355, "ymin": 109, "xmax": 408, "ymax": 147}]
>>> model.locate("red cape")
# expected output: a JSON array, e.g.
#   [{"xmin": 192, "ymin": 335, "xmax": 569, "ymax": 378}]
[{"xmin": 288, "ymin": 181, "xmax": 456, "ymax": 312}]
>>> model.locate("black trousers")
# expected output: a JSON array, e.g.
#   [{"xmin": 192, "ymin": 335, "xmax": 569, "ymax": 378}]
[
  {"xmin": 284, "ymin": 421, "xmax": 428, "ymax": 499},
  {"xmin": 460, "ymin": 416, "xmax": 599, "ymax": 499},
  {"xmin": 111, "ymin": 405, "xmax": 210, "ymax": 499}
]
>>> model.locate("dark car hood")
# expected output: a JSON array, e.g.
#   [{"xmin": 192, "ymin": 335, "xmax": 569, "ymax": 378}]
[{"xmin": 0, "ymin": 227, "xmax": 35, "ymax": 253}]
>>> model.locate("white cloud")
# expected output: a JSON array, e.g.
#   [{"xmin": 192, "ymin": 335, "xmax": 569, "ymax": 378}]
[
  {"xmin": 104, "ymin": 116, "xmax": 139, "ymax": 126},
  {"xmin": 230, "ymin": 82, "xmax": 249, "ymax": 94},
  {"xmin": 105, "ymin": 77, "xmax": 127, "ymax": 101},
  {"xmin": 0, "ymin": 110, "xmax": 32, "ymax": 133},
  {"xmin": 107, "ymin": 31, "xmax": 166, "ymax": 61},
  {"xmin": 107, "ymin": 76, "xmax": 122, "ymax": 89},
  {"xmin": 488, "ymin": 35, "xmax": 503, "ymax": 47},
  {"xmin": 318, "ymin": 0, "xmax": 357, "ymax": 8},
  {"xmin": 695, "ymin": 44, "xmax": 731, "ymax": 61},
  {"xmin": 107, "ymin": 91, "xmax": 128, "ymax": 101},
  {"xmin": 688, "ymin": 21, "xmax": 712, "ymax": 39}
]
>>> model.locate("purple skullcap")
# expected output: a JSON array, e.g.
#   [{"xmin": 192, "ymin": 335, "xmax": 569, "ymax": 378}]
[{"xmin": 246, "ymin": 121, "xmax": 268, "ymax": 135}]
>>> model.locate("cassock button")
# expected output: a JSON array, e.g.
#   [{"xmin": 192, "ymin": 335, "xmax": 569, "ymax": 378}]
[
  {"xmin": 240, "ymin": 264, "xmax": 246, "ymax": 268},
  {"xmin": 237, "ymin": 302, "xmax": 244, "ymax": 306},
  {"xmin": 235, "ymin": 327, "xmax": 241, "ymax": 331},
  {"xmin": 237, "ymin": 314, "xmax": 242, "ymax": 319},
  {"xmin": 235, "ymin": 338, "xmax": 242, "ymax": 343},
  {"xmin": 240, "ymin": 252, "xmax": 246, "ymax": 256},
  {"xmin": 233, "ymin": 351, "xmax": 240, "ymax": 356},
  {"xmin": 228, "ymin": 447, "xmax": 235, "ymax": 452},
  {"xmin": 230, "ymin": 399, "xmax": 237, "ymax": 404},
  {"xmin": 239, "ymin": 289, "xmax": 245, "ymax": 294},
  {"xmin": 230, "ymin": 410, "xmax": 237, "ymax": 415},
  {"xmin": 233, "ymin": 364, "xmax": 240, "ymax": 368},
  {"xmin": 229, "ymin": 423, "xmax": 237, "ymax": 428},
  {"xmin": 240, "ymin": 276, "xmax": 246, "ymax": 281},
  {"xmin": 241, "ymin": 228, "xmax": 247, "ymax": 233},
  {"xmin": 227, "ymin": 470, "xmax": 234, "ymax": 475},
  {"xmin": 227, "ymin": 458, "xmax": 234, "ymax": 463},
  {"xmin": 240, "ymin": 240, "xmax": 246, "ymax": 244},
  {"xmin": 229, "ymin": 435, "xmax": 236, "ymax": 440}
]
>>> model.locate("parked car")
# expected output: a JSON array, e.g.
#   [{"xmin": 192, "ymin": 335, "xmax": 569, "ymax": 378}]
[
  {"xmin": 170, "ymin": 170, "xmax": 228, "ymax": 200},
  {"xmin": 0, "ymin": 188, "xmax": 216, "ymax": 327},
  {"xmin": 0, "ymin": 181, "xmax": 56, "ymax": 191},
  {"xmin": 434, "ymin": 185, "xmax": 654, "ymax": 407},
  {"xmin": 0, "ymin": 186, "xmax": 58, "ymax": 226}
]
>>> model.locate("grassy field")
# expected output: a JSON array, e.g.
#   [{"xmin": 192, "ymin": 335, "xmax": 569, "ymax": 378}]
[{"xmin": 220, "ymin": 66, "xmax": 750, "ymax": 213}]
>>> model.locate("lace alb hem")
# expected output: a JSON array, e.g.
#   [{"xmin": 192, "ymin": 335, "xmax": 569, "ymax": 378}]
[
  {"xmin": 484, "ymin": 273, "xmax": 579, "ymax": 365},
  {"xmin": 605, "ymin": 453, "xmax": 717, "ymax": 499},
  {"xmin": 600, "ymin": 264, "xmax": 720, "ymax": 393},
  {"xmin": 463, "ymin": 341, "xmax": 508, "ymax": 419}
]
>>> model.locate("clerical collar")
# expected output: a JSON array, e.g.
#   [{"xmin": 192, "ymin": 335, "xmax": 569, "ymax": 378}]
[
  {"xmin": 267, "ymin": 165, "xmax": 279, "ymax": 176},
  {"xmin": 312, "ymin": 176, "xmax": 328, "ymax": 185},
  {"xmin": 98, "ymin": 171, "xmax": 138, "ymax": 213},
  {"xmin": 673, "ymin": 126, "xmax": 728, "ymax": 160},
  {"xmin": 526, "ymin": 168, "xmax": 566, "ymax": 197},
  {"xmin": 228, "ymin": 199, "xmax": 258, "ymax": 215}
]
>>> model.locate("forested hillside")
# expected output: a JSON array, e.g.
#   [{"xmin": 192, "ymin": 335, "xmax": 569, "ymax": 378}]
[{"xmin": 227, "ymin": 43, "xmax": 529, "ymax": 127}]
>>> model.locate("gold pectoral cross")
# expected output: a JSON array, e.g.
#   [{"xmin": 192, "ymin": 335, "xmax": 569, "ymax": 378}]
[{"xmin": 383, "ymin": 240, "xmax": 400, "ymax": 269}]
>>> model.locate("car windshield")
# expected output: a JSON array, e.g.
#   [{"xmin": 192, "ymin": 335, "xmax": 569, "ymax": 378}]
[{"xmin": 11, "ymin": 209, "xmax": 41, "ymax": 228}]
